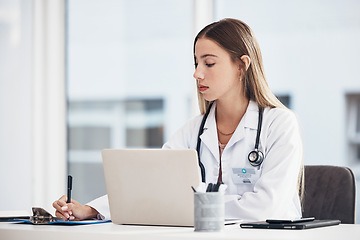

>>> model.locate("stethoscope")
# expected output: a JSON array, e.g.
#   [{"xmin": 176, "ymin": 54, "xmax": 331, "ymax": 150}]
[{"xmin": 196, "ymin": 101, "xmax": 264, "ymax": 182}]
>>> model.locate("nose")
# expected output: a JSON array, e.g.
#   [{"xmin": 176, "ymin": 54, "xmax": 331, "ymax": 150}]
[{"xmin": 193, "ymin": 66, "xmax": 204, "ymax": 82}]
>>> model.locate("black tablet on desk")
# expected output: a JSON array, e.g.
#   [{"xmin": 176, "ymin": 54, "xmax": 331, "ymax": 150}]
[{"xmin": 240, "ymin": 219, "xmax": 341, "ymax": 230}]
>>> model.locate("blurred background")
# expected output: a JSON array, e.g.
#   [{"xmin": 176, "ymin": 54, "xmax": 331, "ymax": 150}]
[{"xmin": 1, "ymin": 0, "xmax": 360, "ymax": 223}]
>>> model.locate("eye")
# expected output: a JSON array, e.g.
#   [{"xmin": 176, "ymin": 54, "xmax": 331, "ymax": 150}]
[{"xmin": 206, "ymin": 63, "xmax": 215, "ymax": 67}]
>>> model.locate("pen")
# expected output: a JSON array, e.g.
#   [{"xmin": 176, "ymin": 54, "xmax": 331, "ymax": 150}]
[{"xmin": 67, "ymin": 175, "xmax": 72, "ymax": 204}]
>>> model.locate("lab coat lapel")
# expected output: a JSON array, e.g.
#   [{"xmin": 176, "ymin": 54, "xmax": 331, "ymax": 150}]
[
  {"xmin": 199, "ymin": 103, "xmax": 220, "ymax": 163},
  {"xmin": 226, "ymin": 100, "xmax": 259, "ymax": 149},
  {"xmin": 198, "ymin": 101, "xmax": 259, "ymax": 160}
]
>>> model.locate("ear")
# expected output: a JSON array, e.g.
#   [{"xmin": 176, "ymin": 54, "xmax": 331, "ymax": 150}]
[{"xmin": 240, "ymin": 55, "xmax": 251, "ymax": 71}]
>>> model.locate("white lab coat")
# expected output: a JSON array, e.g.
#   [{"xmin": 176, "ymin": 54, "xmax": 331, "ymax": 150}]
[
  {"xmin": 163, "ymin": 100, "xmax": 303, "ymax": 221},
  {"xmin": 88, "ymin": 100, "xmax": 303, "ymax": 221}
]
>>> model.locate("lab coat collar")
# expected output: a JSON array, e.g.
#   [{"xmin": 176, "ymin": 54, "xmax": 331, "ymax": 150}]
[
  {"xmin": 200, "ymin": 102, "xmax": 220, "ymax": 163},
  {"xmin": 226, "ymin": 100, "xmax": 259, "ymax": 149},
  {"xmin": 199, "ymin": 100, "xmax": 260, "ymax": 161},
  {"xmin": 243, "ymin": 100, "xmax": 260, "ymax": 130}
]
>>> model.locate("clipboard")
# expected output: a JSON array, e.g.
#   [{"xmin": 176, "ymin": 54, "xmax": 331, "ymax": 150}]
[{"xmin": 10, "ymin": 207, "xmax": 110, "ymax": 225}]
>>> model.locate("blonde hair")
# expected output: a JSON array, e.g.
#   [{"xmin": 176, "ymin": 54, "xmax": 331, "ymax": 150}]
[
  {"xmin": 194, "ymin": 18, "xmax": 304, "ymax": 202},
  {"xmin": 194, "ymin": 18, "xmax": 285, "ymax": 115}
]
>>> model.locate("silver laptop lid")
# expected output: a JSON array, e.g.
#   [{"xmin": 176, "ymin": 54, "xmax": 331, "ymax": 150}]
[{"xmin": 102, "ymin": 149, "xmax": 201, "ymax": 226}]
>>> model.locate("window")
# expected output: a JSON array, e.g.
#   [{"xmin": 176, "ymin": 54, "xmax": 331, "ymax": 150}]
[
  {"xmin": 125, "ymin": 99, "xmax": 164, "ymax": 147},
  {"xmin": 66, "ymin": 0, "xmax": 193, "ymax": 203},
  {"xmin": 347, "ymin": 94, "xmax": 360, "ymax": 163},
  {"xmin": 68, "ymin": 99, "xmax": 164, "ymax": 202},
  {"xmin": 276, "ymin": 94, "xmax": 292, "ymax": 109}
]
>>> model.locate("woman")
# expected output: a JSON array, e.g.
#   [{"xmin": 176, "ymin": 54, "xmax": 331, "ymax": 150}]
[{"xmin": 53, "ymin": 18, "xmax": 304, "ymax": 222}]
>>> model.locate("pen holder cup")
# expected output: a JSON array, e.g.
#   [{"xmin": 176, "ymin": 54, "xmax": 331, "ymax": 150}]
[{"xmin": 194, "ymin": 192, "xmax": 224, "ymax": 232}]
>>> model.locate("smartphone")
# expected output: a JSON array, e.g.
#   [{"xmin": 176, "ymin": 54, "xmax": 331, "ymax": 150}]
[{"xmin": 266, "ymin": 217, "xmax": 315, "ymax": 224}]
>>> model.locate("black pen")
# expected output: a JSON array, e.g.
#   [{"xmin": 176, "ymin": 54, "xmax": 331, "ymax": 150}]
[
  {"xmin": 67, "ymin": 175, "xmax": 72, "ymax": 220},
  {"xmin": 67, "ymin": 175, "xmax": 72, "ymax": 204}
]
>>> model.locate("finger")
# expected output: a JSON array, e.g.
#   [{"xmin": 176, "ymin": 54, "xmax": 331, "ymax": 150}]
[
  {"xmin": 56, "ymin": 206, "xmax": 70, "ymax": 219},
  {"xmin": 63, "ymin": 202, "xmax": 74, "ymax": 211},
  {"xmin": 53, "ymin": 200, "xmax": 67, "ymax": 212},
  {"xmin": 55, "ymin": 210, "xmax": 68, "ymax": 221},
  {"xmin": 52, "ymin": 200, "xmax": 63, "ymax": 212},
  {"xmin": 59, "ymin": 195, "xmax": 67, "ymax": 201},
  {"xmin": 53, "ymin": 201, "xmax": 73, "ymax": 219},
  {"xmin": 56, "ymin": 195, "xmax": 67, "ymax": 205},
  {"xmin": 55, "ymin": 196, "xmax": 67, "ymax": 208}
]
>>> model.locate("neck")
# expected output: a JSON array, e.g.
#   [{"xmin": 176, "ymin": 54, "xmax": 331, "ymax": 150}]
[
  {"xmin": 216, "ymin": 97, "xmax": 249, "ymax": 125},
  {"xmin": 215, "ymin": 97, "xmax": 249, "ymax": 144}
]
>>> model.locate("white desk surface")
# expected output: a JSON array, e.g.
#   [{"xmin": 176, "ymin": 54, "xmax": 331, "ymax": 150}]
[{"xmin": 1, "ymin": 222, "xmax": 359, "ymax": 240}]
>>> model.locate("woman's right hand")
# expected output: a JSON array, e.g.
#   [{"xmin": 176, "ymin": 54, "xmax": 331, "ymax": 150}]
[{"xmin": 52, "ymin": 195, "xmax": 99, "ymax": 221}]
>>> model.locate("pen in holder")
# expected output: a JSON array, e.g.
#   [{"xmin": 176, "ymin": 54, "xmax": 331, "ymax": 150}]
[{"xmin": 193, "ymin": 183, "xmax": 225, "ymax": 232}]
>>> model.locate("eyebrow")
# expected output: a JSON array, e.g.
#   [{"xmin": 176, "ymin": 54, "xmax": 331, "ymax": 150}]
[
  {"xmin": 194, "ymin": 54, "xmax": 218, "ymax": 61},
  {"xmin": 200, "ymin": 54, "xmax": 218, "ymax": 59}
]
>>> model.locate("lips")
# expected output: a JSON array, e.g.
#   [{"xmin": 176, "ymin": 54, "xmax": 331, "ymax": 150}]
[{"xmin": 198, "ymin": 84, "xmax": 209, "ymax": 93}]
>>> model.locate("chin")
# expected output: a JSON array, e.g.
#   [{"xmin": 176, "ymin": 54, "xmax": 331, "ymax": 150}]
[{"xmin": 202, "ymin": 94, "xmax": 216, "ymax": 102}]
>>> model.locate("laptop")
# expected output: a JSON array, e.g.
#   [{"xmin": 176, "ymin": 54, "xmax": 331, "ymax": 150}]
[
  {"xmin": 102, "ymin": 149, "xmax": 201, "ymax": 227},
  {"xmin": 240, "ymin": 219, "xmax": 341, "ymax": 230}
]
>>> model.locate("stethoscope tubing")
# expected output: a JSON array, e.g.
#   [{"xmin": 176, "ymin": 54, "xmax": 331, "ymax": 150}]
[{"xmin": 196, "ymin": 101, "xmax": 264, "ymax": 183}]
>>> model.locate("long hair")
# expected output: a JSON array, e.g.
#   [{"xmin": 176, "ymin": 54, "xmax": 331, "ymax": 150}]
[
  {"xmin": 193, "ymin": 18, "xmax": 304, "ymax": 203},
  {"xmin": 194, "ymin": 18, "xmax": 286, "ymax": 115}
]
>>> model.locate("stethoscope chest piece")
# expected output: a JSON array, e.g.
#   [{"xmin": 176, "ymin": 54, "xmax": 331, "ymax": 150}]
[{"xmin": 248, "ymin": 149, "xmax": 264, "ymax": 167}]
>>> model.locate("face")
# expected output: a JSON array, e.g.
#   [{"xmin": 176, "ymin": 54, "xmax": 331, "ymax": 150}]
[{"xmin": 193, "ymin": 37, "xmax": 242, "ymax": 103}]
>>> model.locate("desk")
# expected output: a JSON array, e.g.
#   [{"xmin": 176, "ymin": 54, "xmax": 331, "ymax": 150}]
[{"xmin": 1, "ymin": 222, "xmax": 359, "ymax": 240}]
